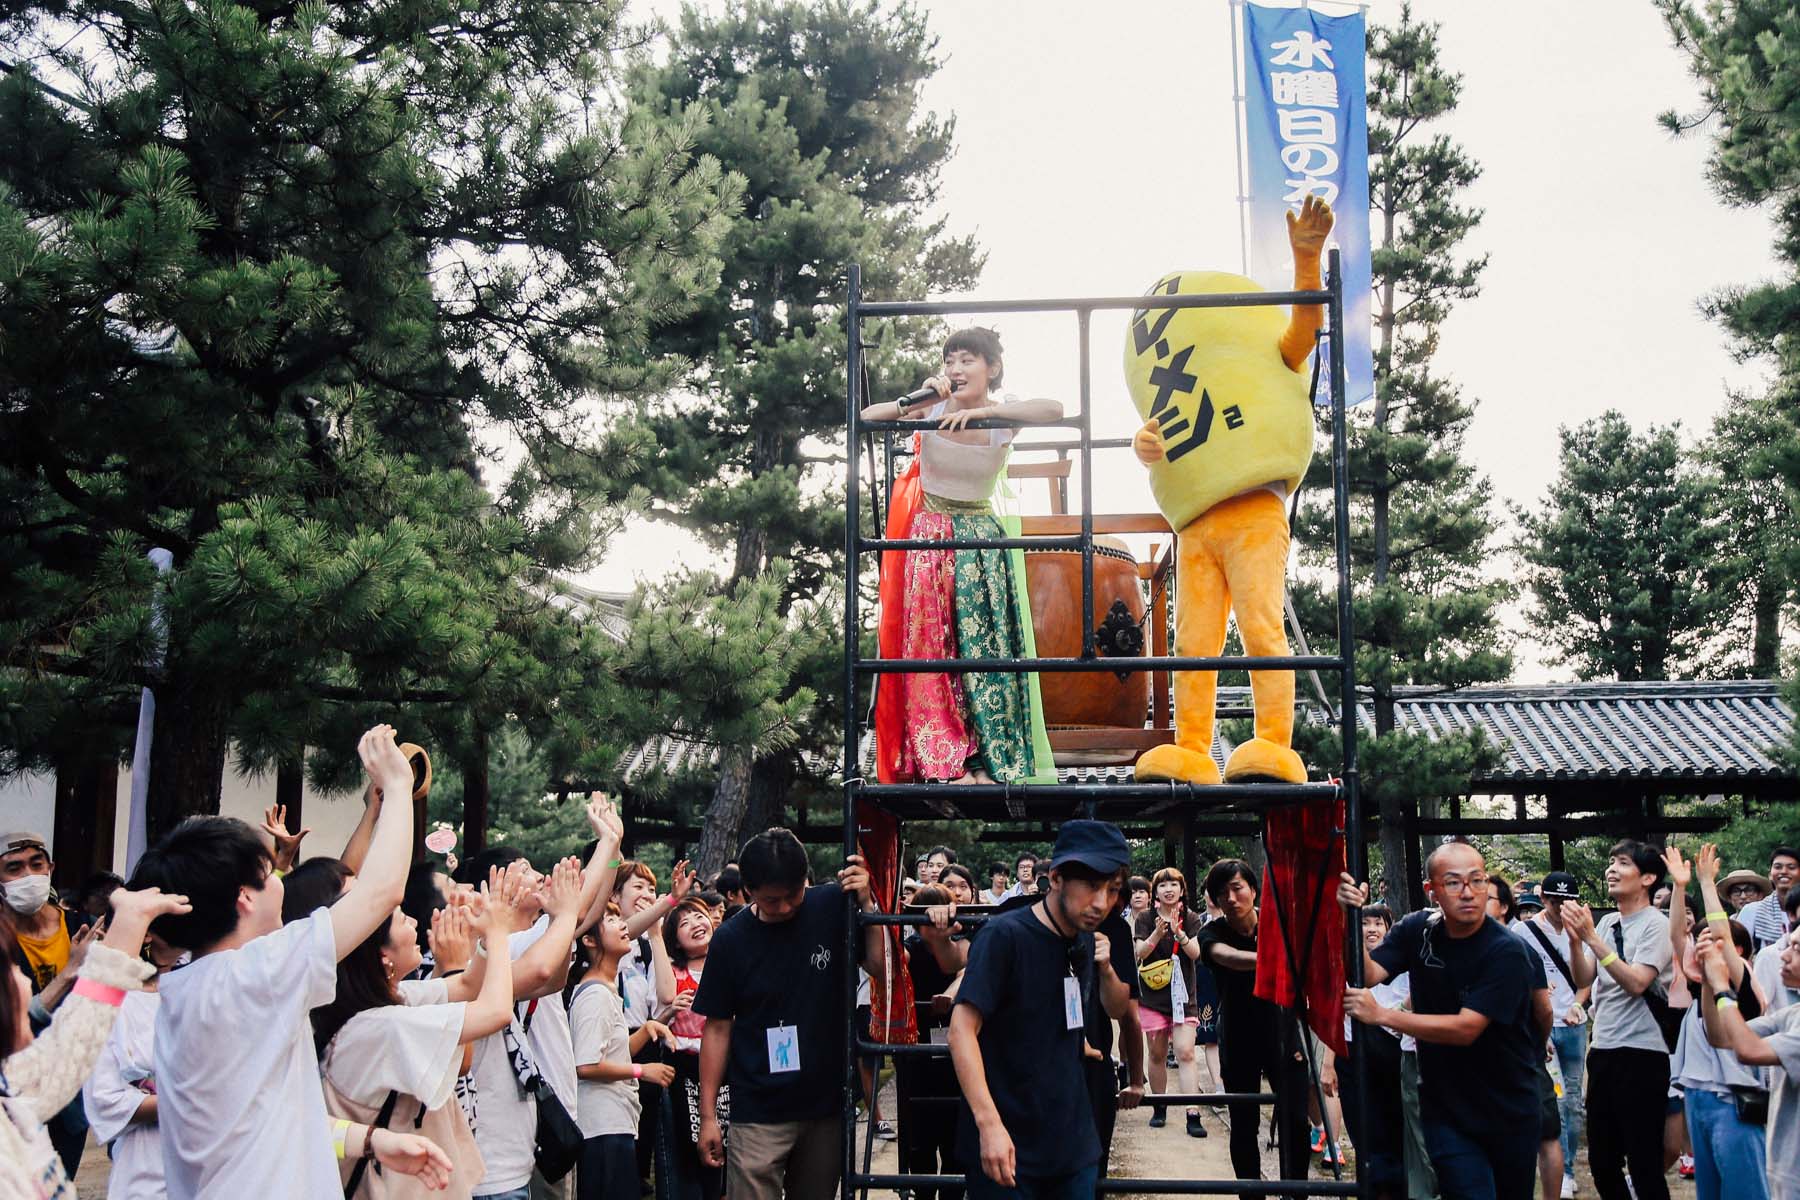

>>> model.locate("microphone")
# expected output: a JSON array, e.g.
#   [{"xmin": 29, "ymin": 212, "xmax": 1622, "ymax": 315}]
[{"xmin": 895, "ymin": 385, "xmax": 940, "ymax": 406}]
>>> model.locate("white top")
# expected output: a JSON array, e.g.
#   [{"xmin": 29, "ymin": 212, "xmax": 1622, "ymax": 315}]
[
  {"xmin": 618, "ymin": 937, "xmax": 657, "ymax": 1030},
  {"xmin": 1747, "ymin": 1005, "xmax": 1800, "ymax": 1200},
  {"xmin": 510, "ymin": 918, "xmax": 577, "ymax": 1111},
  {"xmin": 82, "ymin": 990, "xmax": 162, "ymax": 1200},
  {"xmin": 1512, "ymin": 914, "xmax": 1580, "ymax": 1022},
  {"xmin": 463, "ymin": 1019, "xmax": 536, "ymax": 1196},
  {"xmin": 1758, "ymin": 939, "xmax": 1799, "ymax": 1015},
  {"xmin": 569, "ymin": 981, "xmax": 641, "ymax": 1138},
  {"xmin": 155, "ymin": 909, "xmax": 340, "ymax": 1200},
  {"xmin": 918, "ymin": 401, "xmax": 1014, "ymax": 502},
  {"xmin": 1346, "ymin": 971, "xmax": 1416, "ymax": 1053},
  {"xmin": 323, "ymin": 978, "xmax": 466, "ymax": 1111}
]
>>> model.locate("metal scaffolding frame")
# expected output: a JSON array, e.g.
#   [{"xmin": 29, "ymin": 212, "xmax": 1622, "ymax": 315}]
[{"xmin": 840, "ymin": 252, "xmax": 1368, "ymax": 1197}]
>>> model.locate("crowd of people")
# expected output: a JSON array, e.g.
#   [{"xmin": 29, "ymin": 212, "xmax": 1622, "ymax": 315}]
[{"xmin": 4, "ymin": 728, "xmax": 1800, "ymax": 1200}]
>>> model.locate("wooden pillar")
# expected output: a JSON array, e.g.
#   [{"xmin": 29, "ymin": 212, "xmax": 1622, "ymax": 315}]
[
  {"xmin": 1403, "ymin": 796, "xmax": 1425, "ymax": 911},
  {"xmin": 52, "ymin": 756, "xmax": 118, "ymax": 890},
  {"xmin": 461, "ymin": 728, "xmax": 490, "ymax": 859},
  {"xmin": 1548, "ymin": 795, "xmax": 1567, "ymax": 872}
]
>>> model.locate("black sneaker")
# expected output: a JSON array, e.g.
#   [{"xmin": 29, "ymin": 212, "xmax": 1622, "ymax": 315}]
[
  {"xmin": 1148, "ymin": 1107, "xmax": 1167, "ymax": 1128},
  {"xmin": 1186, "ymin": 1111, "xmax": 1207, "ymax": 1138}
]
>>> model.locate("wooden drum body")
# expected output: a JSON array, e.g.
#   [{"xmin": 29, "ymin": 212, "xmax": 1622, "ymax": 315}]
[{"xmin": 1023, "ymin": 537, "xmax": 1149, "ymax": 762}]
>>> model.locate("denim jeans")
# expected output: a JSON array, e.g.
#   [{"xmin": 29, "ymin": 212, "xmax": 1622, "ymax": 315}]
[
  {"xmin": 475, "ymin": 1189, "xmax": 533, "ymax": 1200},
  {"xmin": 963, "ymin": 1164, "xmax": 1099, "ymax": 1200},
  {"xmin": 1549, "ymin": 1021, "xmax": 1587, "ymax": 1179},
  {"xmin": 1684, "ymin": 1088, "xmax": 1769, "ymax": 1200}
]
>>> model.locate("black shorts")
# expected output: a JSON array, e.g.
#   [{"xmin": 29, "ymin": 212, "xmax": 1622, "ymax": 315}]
[{"xmin": 1538, "ymin": 1059, "xmax": 1562, "ymax": 1140}]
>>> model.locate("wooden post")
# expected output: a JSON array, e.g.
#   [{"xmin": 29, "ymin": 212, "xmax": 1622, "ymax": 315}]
[{"xmin": 52, "ymin": 756, "xmax": 118, "ymax": 890}]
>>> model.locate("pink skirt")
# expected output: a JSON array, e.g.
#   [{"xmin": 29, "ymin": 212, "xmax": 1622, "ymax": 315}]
[{"xmin": 1139, "ymin": 1005, "xmax": 1199, "ymax": 1034}]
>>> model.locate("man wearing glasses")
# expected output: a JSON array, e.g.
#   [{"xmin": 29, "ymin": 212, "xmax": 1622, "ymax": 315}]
[{"xmin": 1339, "ymin": 841, "xmax": 1549, "ymax": 1200}]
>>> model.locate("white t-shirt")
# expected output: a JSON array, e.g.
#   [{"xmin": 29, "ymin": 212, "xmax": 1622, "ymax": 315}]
[
  {"xmin": 1513, "ymin": 914, "xmax": 1580, "ymax": 1021},
  {"xmin": 510, "ymin": 919, "xmax": 576, "ymax": 1111},
  {"xmin": 568, "ymin": 980, "xmax": 640, "ymax": 1138},
  {"xmin": 155, "ymin": 909, "xmax": 339, "ymax": 1200},
  {"xmin": 323, "ymin": 978, "xmax": 466, "ymax": 1111},
  {"xmin": 82, "ymin": 990, "xmax": 162, "ymax": 1200},
  {"xmin": 463, "ymin": 1019, "xmax": 537, "ymax": 1196},
  {"xmin": 618, "ymin": 937, "xmax": 656, "ymax": 1030}
]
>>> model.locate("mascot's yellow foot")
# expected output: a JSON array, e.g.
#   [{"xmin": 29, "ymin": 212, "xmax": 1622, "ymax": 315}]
[
  {"xmin": 1135, "ymin": 744, "xmax": 1222, "ymax": 785},
  {"xmin": 1223, "ymin": 738, "xmax": 1307, "ymax": 784}
]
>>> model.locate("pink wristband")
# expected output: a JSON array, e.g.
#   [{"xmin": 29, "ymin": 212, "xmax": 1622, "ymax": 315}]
[
  {"xmin": 72, "ymin": 978, "xmax": 126, "ymax": 1007},
  {"xmin": 632, "ymin": 1064, "xmax": 643, "ymax": 1080}
]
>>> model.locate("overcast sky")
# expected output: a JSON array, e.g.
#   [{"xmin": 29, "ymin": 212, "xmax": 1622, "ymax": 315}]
[{"xmin": 591, "ymin": 0, "xmax": 1777, "ymax": 680}]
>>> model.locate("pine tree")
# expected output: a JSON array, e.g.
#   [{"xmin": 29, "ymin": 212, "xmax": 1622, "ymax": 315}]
[
  {"xmin": 0, "ymin": 0, "xmax": 792, "ymax": 841},
  {"xmin": 1290, "ymin": 6, "xmax": 1509, "ymax": 911},
  {"xmin": 1657, "ymin": 0, "xmax": 1800, "ymax": 707},
  {"xmin": 621, "ymin": 0, "xmax": 979, "ymax": 875},
  {"xmin": 1700, "ymin": 391, "xmax": 1798, "ymax": 676},
  {"xmin": 1514, "ymin": 411, "xmax": 1735, "ymax": 681}
]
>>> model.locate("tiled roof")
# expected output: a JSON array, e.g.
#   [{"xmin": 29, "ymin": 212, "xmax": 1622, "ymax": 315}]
[{"xmin": 621, "ymin": 680, "xmax": 1796, "ymax": 794}]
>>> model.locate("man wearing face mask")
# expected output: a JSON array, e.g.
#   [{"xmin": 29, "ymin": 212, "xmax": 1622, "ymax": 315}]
[{"xmin": 2, "ymin": 831, "xmax": 99, "ymax": 1173}]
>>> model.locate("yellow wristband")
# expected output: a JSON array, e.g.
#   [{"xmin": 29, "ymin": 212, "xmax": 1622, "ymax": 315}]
[
  {"xmin": 1717, "ymin": 996, "xmax": 1739, "ymax": 1011},
  {"xmin": 1598, "ymin": 952, "xmax": 1620, "ymax": 968},
  {"xmin": 1705, "ymin": 911, "xmax": 1728, "ymax": 922},
  {"xmin": 333, "ymin": 1119, "xmax": 351, "ymax": 1160}
]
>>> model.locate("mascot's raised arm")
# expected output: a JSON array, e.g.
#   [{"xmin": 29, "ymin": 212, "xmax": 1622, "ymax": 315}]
[{"xmin": 1123, "ymin": 195, "xmax": 1334, "ymax": 786}]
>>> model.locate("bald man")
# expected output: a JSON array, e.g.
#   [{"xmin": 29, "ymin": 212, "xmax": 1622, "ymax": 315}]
[{"xmin": 1339, "ymin": 843, "xmax": 1551, "ymax": 1200}]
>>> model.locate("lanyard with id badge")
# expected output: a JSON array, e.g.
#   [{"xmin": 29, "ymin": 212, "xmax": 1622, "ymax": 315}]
[{"xmin": 767, "ymin": 1022, "xmax": 801, "ymax": 1074}]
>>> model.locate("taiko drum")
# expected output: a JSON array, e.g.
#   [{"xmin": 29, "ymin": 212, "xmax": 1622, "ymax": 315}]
[{"xmin": 1023, "ymin": 537, "xmax": 1150, "ymax": 759}]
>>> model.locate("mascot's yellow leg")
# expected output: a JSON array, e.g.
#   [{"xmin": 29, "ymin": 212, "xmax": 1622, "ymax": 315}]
[
  {"xmin": 1213, "ymin": 490, "xmax": 1307, "ymax": 784},
  {"xmin": 1134, "ymin": 518, "xmax": 1227, "ymax": 785}
]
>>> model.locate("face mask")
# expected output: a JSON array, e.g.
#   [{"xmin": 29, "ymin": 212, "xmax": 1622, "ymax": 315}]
[{"xmin": 4, "ymin": 874, "xmax": 52, "ymax": 916}]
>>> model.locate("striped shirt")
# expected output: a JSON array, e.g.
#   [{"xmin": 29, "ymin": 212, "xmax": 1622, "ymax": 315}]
[{"xmin": 1740, "ymin": 892, "xmax": 1792, "ymax": 954}]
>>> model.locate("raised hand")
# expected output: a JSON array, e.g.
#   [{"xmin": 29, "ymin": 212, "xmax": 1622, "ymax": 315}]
[
  {"xmin": 260, "ymin": 803, "xmax": 312, "ymax": 874},
  {"xmin": 1336, "ymin": 872, "xmax": 1370, "ymax": 911},
  {"xmin": 667, "ymin": 860, "xmax": 695, "ymax": 906},
  {"xmin": 1562, "ymin": 901, "xmax": 1596, "ymax": 942},
  {"xmin": 1663, "ymin": 846, "xmax": 1693, "ymax": 890},
  {"xmin": 370, "ymin": 1129, "xmax": 453, "ymax": 1190},
  {"xmin": 484, "ymin": 861, "xmax": 534, "ymax": 934},
  {"xmin": 1696, "ymin": 843, "xmax": 1721, "ymax": 885},
  {"xmin": 541, "ymin": 857, "xmax": 584, "ymax": 919},
  {"xmin": 429, "ymin": 905, "xmax": 474, "ymax": 974},
  {"xmin": 1132, "ymin": 418, "xmax": 1166, "ymax": 466},
  {"xmin": 103, "ymin": 887, "xmax": 191, "ymax": 956},
  {"xmin": 357, "ymin": 725, "xmax": 414, "ymax": 798},
  {"xmin": 1695, "ymin": 928, "xmax": 1732, "ymax": 991},
  {"xmin": 837, "ymin": 854, "xmax": 874, "ymax": 909},
  {"xmin": 1286, "ymin": 194, "xmax": 1334, "ymax": 256},
  {"xmin": 585, "ymin": 793, "xmax": 624, "ymax": 847}
]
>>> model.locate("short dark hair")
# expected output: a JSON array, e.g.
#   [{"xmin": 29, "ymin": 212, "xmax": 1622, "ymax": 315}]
[
  {"xmin": 939, "ymin": 863, "xmax": 977, "ymax": 892},
  {"xmin": 1204, "ymin": 859, "xmax": 1259, "ymax": 906},
  {"xmin": 455, "ymin": 845, "xmax": 527, "ymax": 886},
  {"xmin": 281, "ymin": 857, "xmax": 353, "ymax": 925},
  {"xmin": 1608, "ymin": 840, "xmax": 1664, "ymax": 891},
  {"xmin": 738, "ymin": 827, "xmax": 810, "ymax": 892},
  {"xmin": 715, "ymin": 864, "xmax": 744, "ymax": 898},
  {"xmin": 988, "ymin": 861, "xmax": 1009, "ymax": 878},
  {"xmin": 78, "ymin": 871, "xmax": 124, "ymax": 907},
  {"xmin": 1362, "ymin": 903, "xmax": 1395, "ymax": 930},
  {"xmin": 942, "ymin": 327, "xmax": 1004, "ymax": 388},
  {"xmin": 1783, "ymin": 886, "xmax": 1800, "ymax": 921},
  {"xmin": 911, "ymin": 884, "xmax": 951, "ymax": 908},
  {"xmin": 1129, "ymin": 875, "xmax": 1151, "ymax": 897},
  {"xmin": 131, "ymin": 817, "xmax": 273, "ymax": 951},
  {"xmin": 664, "ymin": 897, "xmax": 713, "ymax": 968},
  {"xmin": 1015, "ymin": 852, "xmax": 1037, "ymax": 871},
  {"xmin": 401, "ymin": 860, "xmax": 447, "ymax": 955},
  {"xmin": 1771, "ymin": 846, "xmax": 1800, "ymax": 867},
  {"xmin": 1489, "ymin": 876, "xmax": 1516, "ymax": 919},
  {"xmin": 924, "ymin": 845, "xmax": 956, "ymax": 865}
]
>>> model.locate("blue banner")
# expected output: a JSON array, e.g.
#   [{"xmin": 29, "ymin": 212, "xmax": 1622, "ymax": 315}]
[{"xmin": 1242, "ymin": 1, "xmax": 1374, "ymax": 406}]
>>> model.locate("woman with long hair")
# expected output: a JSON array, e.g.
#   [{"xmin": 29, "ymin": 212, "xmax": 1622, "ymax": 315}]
[
  {"xmin": 2, "ymin": 886, "xmax": 189, "ymax": 1199},
  {"xmin": 868, "ymin": 328, "xmax": 1063, "ymax": 786},
  {"xmin": 656, "ymin": 898, "xmax": 721, "ymax": 1200},
  {"xmin": 311, "ymin": 861, "xmax": 534, "ymax": 1198},
  {"xmin": 1133, "ymin": 866, "xmax": 1208, "ymax": 1136}
]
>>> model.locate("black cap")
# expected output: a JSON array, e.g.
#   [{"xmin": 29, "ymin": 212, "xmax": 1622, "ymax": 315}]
[
  {"xmin": 1046, "ymin": 820, "xmax": 1131, "ymax": 875},
  {"xmin": 1515, "ymin": 891, "xmax": 1546, "ymax": 911},
  {"xmin": 1540, "ymin": 871, "xmax": 1580, "ymax": 900}
]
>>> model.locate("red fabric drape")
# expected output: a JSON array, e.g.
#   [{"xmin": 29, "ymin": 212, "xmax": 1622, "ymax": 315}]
[
  {"xmin": 856, "ymin": 799, "xmax": 917, "ymax": 1044},
  {"xmin": 1254, "ymin": 796, "xmax": 1349, "ymax": 1057},
  {"xmin": 873, "ymin": 455, "xmax": 923, "ymax": 784}
]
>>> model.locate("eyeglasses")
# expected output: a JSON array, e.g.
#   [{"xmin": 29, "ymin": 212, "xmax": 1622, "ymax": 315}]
[{"xmin": 1437, "ymin": 875, "xmax": 1491, "ymax": 896}]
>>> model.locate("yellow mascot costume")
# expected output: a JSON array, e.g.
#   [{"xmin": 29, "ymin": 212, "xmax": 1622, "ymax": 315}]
[{"xmin": 1125, "ymin": 196, "xmax": 1333, "ymax": 786}]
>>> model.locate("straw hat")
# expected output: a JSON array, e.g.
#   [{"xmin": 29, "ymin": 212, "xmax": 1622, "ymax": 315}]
[{"xmin": 1719, "ymin": 869, "xmax": 1773, "ymax": 901}]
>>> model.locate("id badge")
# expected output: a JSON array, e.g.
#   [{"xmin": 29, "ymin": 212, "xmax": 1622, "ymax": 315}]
[
  {"xmin": 1063, "ymin": 976, "xmax": 1083, "ymax": 1030},
  {"xmin": 929, "ymin": 1024, "xmax": 951, "ymax": 1046},
  {"xmin": 767, "ymin": 1024, "xmax": 801, "ymax": 1073}
]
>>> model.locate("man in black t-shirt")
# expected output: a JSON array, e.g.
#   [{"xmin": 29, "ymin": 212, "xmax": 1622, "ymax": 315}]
[
  {"xmin": 693, "ymin": 827, "xmax": 889, "ymax": 1199},
  {"xmin": 950, "ymin": 820, "xmax": 1131, "ymax": 1199},
  {"xmin": 1085, "ymin": 871, "xmax": 1145, "ymax": 1181},
  {"xmin": 1339, "ymin": 842, "xmax": 1549, "ymax": 1200}
]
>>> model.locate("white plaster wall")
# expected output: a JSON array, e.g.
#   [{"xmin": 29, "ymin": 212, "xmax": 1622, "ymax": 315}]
[{"xmin": 1, "ymin": 758, "xmax": 369, "ymax": 875}]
